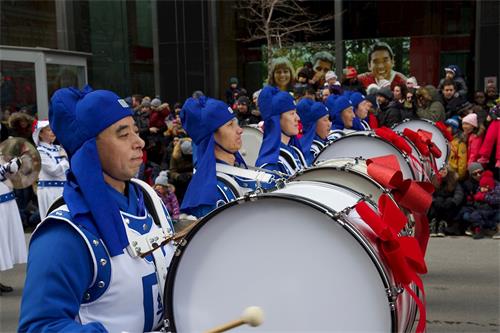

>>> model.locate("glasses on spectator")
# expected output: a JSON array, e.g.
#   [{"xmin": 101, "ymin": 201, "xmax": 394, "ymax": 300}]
[{"xmin": 472, "ymin": 170, "xmax": 483, "ymax": 176}]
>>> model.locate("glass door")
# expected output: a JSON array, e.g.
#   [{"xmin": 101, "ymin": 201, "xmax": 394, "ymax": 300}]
[{"xmin": 0, "ymin": 46, "xmax": 89, "ymax": 119}]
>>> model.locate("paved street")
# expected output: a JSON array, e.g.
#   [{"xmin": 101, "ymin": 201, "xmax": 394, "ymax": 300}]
[{"xmin": 0, "ymin": 235, "xmax": 499, "ymax": 332}]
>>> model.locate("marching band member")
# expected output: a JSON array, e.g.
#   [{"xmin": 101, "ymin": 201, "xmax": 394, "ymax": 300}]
[
  {"xmin": 350, "ymin": 92, "xmax": 373, "ymax": 131},
  {"xmin": 32, "ymin": 120, "xmax": 69, "ymax": 218},
  {"xmin": 180, "ymin": 96, "xmax": 274, "ymax": 219},
  {"xmin": 0, "ymin": 158, "xmax": 27, "ymax": 295},
  {"xmin": 19, "ymin": 87, "xmax": 175, "ymax": 332},
  {"xmin": 296, "ymin": 98, "xmax": 331, "ymax": 165},
  {"xmin": 255, "ymin": 85, "xmax": 307, "ymax": 176},
  {"xmin": 326, "ymin": 94, "xmax": 355, "ymax": 141}
]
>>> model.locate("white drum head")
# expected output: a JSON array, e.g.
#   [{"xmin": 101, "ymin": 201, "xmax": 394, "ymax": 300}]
[
  {"xmin": 240, "ymin": 125, "xmax": 262, "ymax": 167},
  {"xmin": 164, "ymin": 191, "xmax": 394, "ymax": 332},
  {"xmin": 392, "ymin": 119, "xmax": 449, "ymax": 169},
  {"xmin": 315, "ymin": 133, "xmax": 416, "ymax": 180}
]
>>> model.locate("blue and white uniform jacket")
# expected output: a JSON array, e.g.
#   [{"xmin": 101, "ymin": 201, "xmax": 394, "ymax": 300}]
[
  {"xmin": 260, "ymin": 142, "xmax": 307, "ymax": 177},
  {"xmin": 189, "ymin": 160, "xmax": 277, "ymax": 218},
  {"xmin": 310, "ymin": 134, "xmax": 329, "ymax": 164},
  {"xmin": 18, "ymin": 182, "xmax": 175, "ymax": 333}
]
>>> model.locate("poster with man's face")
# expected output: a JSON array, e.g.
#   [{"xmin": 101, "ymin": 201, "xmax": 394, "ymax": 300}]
[
  {"xmin": 357, "ymin": 42, "xmax": 407, "ymax": 90},
  {"xmin": 262, "ymin": 38, "xmax": 409, "ymax": 89}
]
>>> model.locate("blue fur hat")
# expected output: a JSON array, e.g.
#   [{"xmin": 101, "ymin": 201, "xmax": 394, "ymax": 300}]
[
  {"xmin": 350, "ymin": 92, "xmax": 365, "ymax": 109},
  {"xmin": 255, "ymin": 85, "xmax": 298, "ymax": 167},
  {"xmin": 297, "ymin": 99, "xmax": 329, "ymax": 163},
  {"xmin": 49, "ymin": 86, "xmax": 135, "ymax": 257},
  {"xmin": 180, "ymin": 96, "xmax": 245, "ymax": 214},
  {"xmin": 328, "ymin": 96, "xmax": 353, "ymax": 130},
  {"xmin": 181, "ymin": 96, "xmax": 235, "ymax": 145}
]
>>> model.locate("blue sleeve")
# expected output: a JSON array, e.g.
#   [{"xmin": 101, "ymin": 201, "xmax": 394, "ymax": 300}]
[
  {"xmin": 187, "ymin": 204, "xmax": 217, "ymax": 219},
  {"xmin": 18, "ymin": 221, "xmax": 107, "ymax": 333}
]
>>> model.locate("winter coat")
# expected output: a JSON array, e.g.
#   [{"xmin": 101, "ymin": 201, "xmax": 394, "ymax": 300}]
[
  {"xmin": 449, "ymin": 134, "xmax": 468, "ymax": 180},
  {"xmin": 484, "ymin": 183, "xmax": 500, "ymax": 207},
  {"xmin": 416, "ymin": 86, "xmax": 445, "ymax": 122},
  {"xmin": 376, "ymin": 101, "xmax": 402, "ymax": 128},
  {"xmin": 441, "ymin": 95, "xmax": 466, "ymax": 119},
  {"xmin": 149, "ymin": 108, "xmax": 170, "ymax": 131},
  {"xmin": 401, "ymin": 101, "xmax": 418, "ymax": 121},
  {"xmin": 169, "ymin": 138, "xmax": 194, "ymax": 183},
  {"xmin": 133, "ymin": 110, "xmax": 150, "ymax": 141},
  {"xmin": 466, "ymin": 132, "xmax": 484, "ymax": 165},
  {"xmin": 461, "ymin": 178, "xmax": 479, "ymax": 204},
  {"xmin": 472, "ymin": 182, "xmax": 499, "ymax": 211},
  {"xmin": 479, "ymin": 120, "xmax": 500, "ymax": 161},
  {"xmin": 155, "ymin": 188, "xmax": 180, "ymax": 220},
  {"xmin": 433, "ymin": 179, "xmax": 465, "ymax": 210}
]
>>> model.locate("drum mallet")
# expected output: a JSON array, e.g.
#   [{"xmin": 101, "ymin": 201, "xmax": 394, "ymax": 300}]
[{"xmin": 204, "ymin": 306, "xmax": 264, "ymax": 333}]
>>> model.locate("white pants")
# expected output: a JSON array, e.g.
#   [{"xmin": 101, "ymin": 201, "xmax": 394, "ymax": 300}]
[{"xmin": 37, "ymin": 186, "xmax": 64, "ymax": 219}]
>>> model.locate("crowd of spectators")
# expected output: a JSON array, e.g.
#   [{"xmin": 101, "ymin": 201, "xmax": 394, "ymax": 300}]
[{"xmin": 1, "ymin": 54, "xmax": 499, "ymax": 238}]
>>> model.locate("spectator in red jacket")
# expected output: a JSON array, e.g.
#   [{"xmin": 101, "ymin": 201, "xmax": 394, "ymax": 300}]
[{"xmin": 461, "ymin": 113, "xmax": 484, "ymax": 166}]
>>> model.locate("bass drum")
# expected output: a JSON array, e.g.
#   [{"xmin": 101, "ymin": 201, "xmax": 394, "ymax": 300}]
[
  {"xmin": 314, "ymin": 131, "xmax": 417, "ymax": 180},
  {"xmin": 239, "ymin": 125, "xmax": 263, "ymax": 167},
  {"xmin": 392, "ymin": 119, "xmax": 450, "ymax": 170},
  {"xmin": 163, "ymin": 181, "xmax": 418, "ymax": 333}
]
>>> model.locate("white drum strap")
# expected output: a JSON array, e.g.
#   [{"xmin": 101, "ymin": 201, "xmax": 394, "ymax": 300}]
[
  {"xmin": 129, "ymin": 178, "xmax": 174, "ymax": 304},
  {"xmin": 291, "ymin": 145, "xmax": 308, "ymax": 168},
  {"xmin": 215, "ymin": 163, "xmax": 274, "ymax": 183}
]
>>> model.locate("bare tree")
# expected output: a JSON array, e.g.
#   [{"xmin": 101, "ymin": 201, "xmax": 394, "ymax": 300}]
[{"xmin": 237, "ymin": 0, "xmax": 335, "ymax": 70}]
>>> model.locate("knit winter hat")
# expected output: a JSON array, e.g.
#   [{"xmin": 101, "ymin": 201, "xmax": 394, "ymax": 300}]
[
  {"xmin": 462, "ymin": 113, "xmax": 478, "ymax": 128},
  {"xmin": 349, "ymin": 92, "xmax": 365, "ymax": 109},
  {"xmin": 325, "ymin": 71, "xmax": 337, "ymax": 81},
  {"xmin": 151, "ymin": 98, "xmax": 161, "ymax": 108},
  {"xmin": 155, "ymin": 170, "xmax": 169, "ymax": 187},
  {"xmin": 180, "ymin": 140, "xmax": 192, "ymax": 155},
  {"xmin": 377, "ymin": 87, "xmax": 393, "ymax": 100},
  {"xmin": 479, "ymin": 170, "xmax": 495, "ymax": 189},
  {"xmin": 467, "ymin": 162, "xmax": 483, "ymax": 175},
  {"xmin": 445, "ymin": 116, "xmax": 460, "ymax": 133}
]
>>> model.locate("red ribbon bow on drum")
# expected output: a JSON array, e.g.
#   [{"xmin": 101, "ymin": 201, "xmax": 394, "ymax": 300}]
[
  {"xmin": 435, "ymin": 121, "xmax": 453, "ymax": 142},
  {"xmin": 365, "ymin": 155, "xmax": 434, "ymax": 255},
  {"xmin": 366, "ymin": 155, "xmax": 434, "ymax": 214},
  {"xmin": 374, "ymin": 127, "xmax": 412, "ymax": 155},
  {"xmin": 403, "ymin": 128, "xmax": 443, "ymax": 182},
  {"xmin": 402, "ymin": 128, "xmax": 442, "ymax": 158},
  {"xmin": 356, "ymin": 194, "xmax": 428, "ymax": 333}
]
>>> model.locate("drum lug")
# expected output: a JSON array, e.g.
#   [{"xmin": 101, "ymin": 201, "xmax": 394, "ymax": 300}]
[
  {"xmin": 161, "ymin": 318, "xmax": 171, "ymax": 332},
  {"xmin": 386, "ymin": 286, "xmax": 404, "ymax": 301},
  {"xmin": 244, "ymin": 192, "xmax": 260, "ymax": 202}
]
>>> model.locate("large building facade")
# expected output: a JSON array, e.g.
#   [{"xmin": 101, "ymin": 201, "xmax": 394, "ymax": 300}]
[{"xmin": 1, "ymin": 0, "xmax": 498, "ymax": 119}]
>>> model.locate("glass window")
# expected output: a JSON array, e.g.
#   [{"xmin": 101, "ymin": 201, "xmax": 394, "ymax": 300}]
[
  {"xmin": 46, "ymin": 64, "xmax": 86, "ymax": 99},
  {"xmin": 0, "ymin": 61, "xmax": 37, "ymax": 115}
]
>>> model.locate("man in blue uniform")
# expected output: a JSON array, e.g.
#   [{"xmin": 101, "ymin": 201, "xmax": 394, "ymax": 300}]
[
  {"xmin": 19, "ymin": 87, "xmax": 175, "ymax": 332},
  {"xmin": 180, "ymin": 96, "xmax": 275, "ymax": 218},
  {"xmin": 255, "ymin": 86, "xmax": 307, "ymax": 176},
  {"xmin": 296, "ymin": 99, "xmax": 331, "ymax": 165}
]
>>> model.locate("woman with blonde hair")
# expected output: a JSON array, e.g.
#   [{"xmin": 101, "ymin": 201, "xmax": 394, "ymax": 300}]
[{"xmin": 268, "ymin": 57, "xmax": 296, "ymax": 92}]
